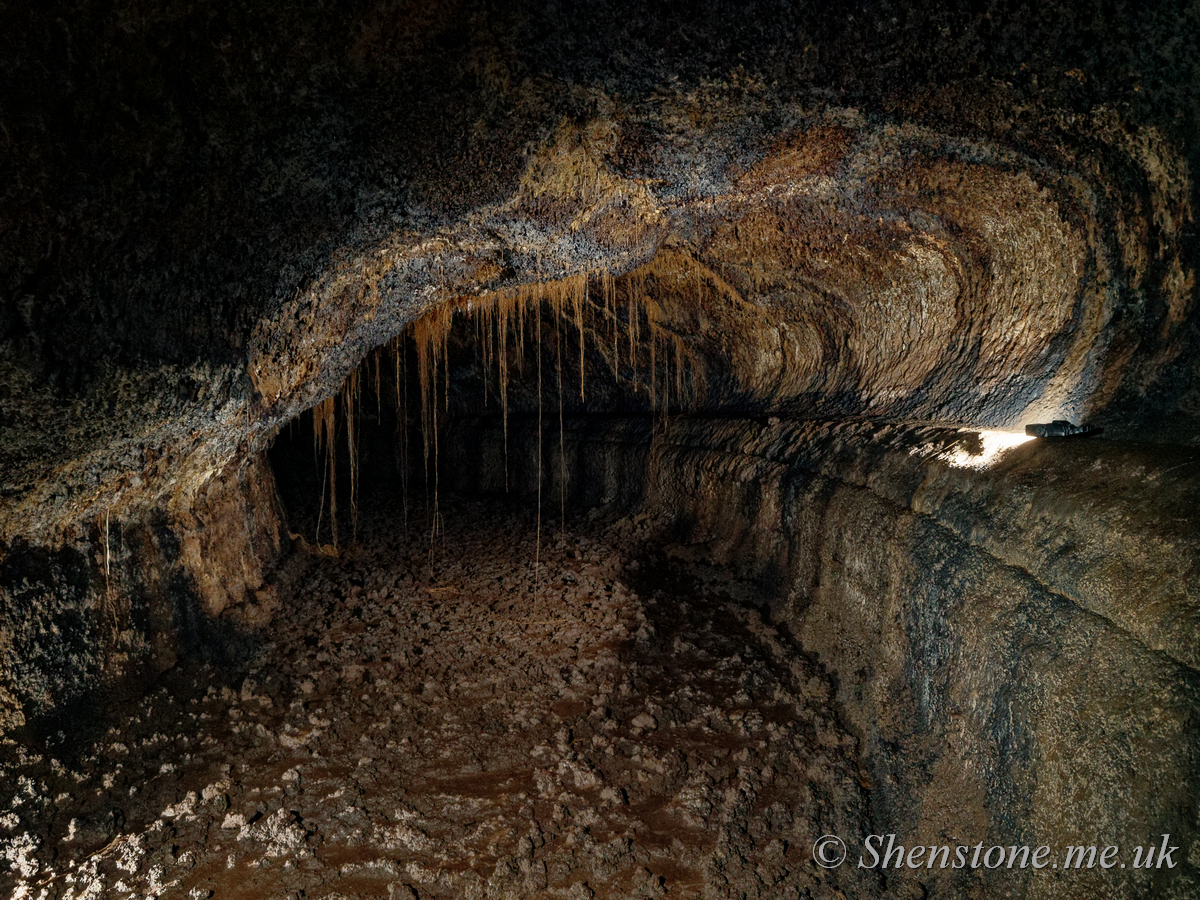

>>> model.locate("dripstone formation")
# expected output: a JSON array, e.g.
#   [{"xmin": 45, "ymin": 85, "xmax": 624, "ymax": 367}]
[{"xmin": 2, "ymin": 3, "xmax": 1198, "ymax": 898}]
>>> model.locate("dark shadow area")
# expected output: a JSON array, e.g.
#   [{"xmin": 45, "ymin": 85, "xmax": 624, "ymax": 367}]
[{"xmin": 267, "ymin": 285, "xmax": 700, "ymax": 546}]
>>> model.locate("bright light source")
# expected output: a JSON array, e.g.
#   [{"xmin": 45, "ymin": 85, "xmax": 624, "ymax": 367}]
[{"xmin": 938, "ymin": 430, "xmax": 1035, "ymax": 470}]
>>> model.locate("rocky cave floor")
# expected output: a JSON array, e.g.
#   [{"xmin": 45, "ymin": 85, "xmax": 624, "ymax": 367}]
[{"xmin": 0, "ymin": 497, "xmax": 883, "ymax": 900}]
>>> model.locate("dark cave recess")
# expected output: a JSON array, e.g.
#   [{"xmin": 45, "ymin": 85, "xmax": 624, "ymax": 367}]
[
  {"xmin": 267, "ymin": 283, "xmax": 700, "ymax": 544},
  {"xmin": 3, "ymin": 3, "xmax": 1200, "ymax": 897}
]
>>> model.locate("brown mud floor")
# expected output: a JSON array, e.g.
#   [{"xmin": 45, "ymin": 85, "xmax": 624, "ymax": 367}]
[{"xmin": 1, "ymin": 500, "xmax": 879, "ymax": 899}]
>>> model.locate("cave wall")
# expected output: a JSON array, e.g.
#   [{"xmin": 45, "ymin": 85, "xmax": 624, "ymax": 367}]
[
  {"xmin": 0, "ymin": 453, "xmax": 287, "ymax": 736},
  {"xmin": 1, "ymin": 14, "xmax": 1199, "ymax": 895},
  {"xmin": 169, "ymin": 452, "xmax": 290, "ymax": 625},
  {"xmin": 646, "ymin": 420, "xmax": 1200, "ymax": 899},
  {"xmin": 436, "ymin": 413, "xmax": 1200, "ymax": 898}
]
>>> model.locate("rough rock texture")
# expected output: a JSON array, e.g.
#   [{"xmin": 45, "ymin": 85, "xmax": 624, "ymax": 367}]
[
  {"xmin": 645, "ymin": 420, "xmax": 1200, "ymax": 899},
  {"xmin": 3, "ymin": 0, "xmax": 1200, "ymax": 727},
  {"xmin": 2, "ymin": 3, "xmax": 1200, "ymax": 898},
  {"xmin": 430, "ymin": 412, "xmax": 1200, "ymax": 898},
  {"xmin": 0, "ymin": 452, "xmax": 287, "ymax": 737},
  {"xmin": 171, "ymin": 454, "xmax": 289, "ymax": 623},
  {"xmin": 0, "ymin": 502, "xmax": 882, "ymax": 899}
]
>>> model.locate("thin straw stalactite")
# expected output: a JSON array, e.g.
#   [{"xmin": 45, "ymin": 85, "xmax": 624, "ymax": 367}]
[
  {"xmin": 308, "ymin": 260, "xmax": 708, "ymax": 554},
  {"xmin": 557, "ymin": 302, "xmax": 566, "ymax": 535},
  {"xmin": 344, "ymin": 369, "xmax": 359, "ymax": 543},
  {"xmin": 312, "ymin": 395, "xmax": 338, "ymax": 548},
  {"xmin": 535, "ymin": 292, "xmax": 543, "ymax": 591}
]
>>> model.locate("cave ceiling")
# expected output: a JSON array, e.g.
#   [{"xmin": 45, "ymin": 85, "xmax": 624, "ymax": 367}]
[{"xmin": 1, "ymin": 0, "xmax": 1198, "ymax": 543}]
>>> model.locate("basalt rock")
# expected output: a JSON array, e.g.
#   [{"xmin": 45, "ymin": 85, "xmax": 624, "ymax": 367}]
[{"xmin": 1, "ymin": 3, "xmax": 1199, "ymax": 898}]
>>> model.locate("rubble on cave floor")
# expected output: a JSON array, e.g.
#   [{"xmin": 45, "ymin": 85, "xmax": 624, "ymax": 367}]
[{"xmin": 1, "ymin": 500, "xmax": 877, "ymax": 899}]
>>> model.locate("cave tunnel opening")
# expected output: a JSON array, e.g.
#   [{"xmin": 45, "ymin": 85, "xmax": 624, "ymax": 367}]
[
  {"xmin": 5, "ymin": 0, "xmax": 1200, "ymax": 894},
  {"xmin": 244, "ymin": 248, "xmax": 1200, "ymax": 900},
  {"xmin": 5, "ymin": 233, "xmax": 1198, "ymax": 900},
  {"xmin": 243, "ymin": 266, "xmax": 909, "ymax": 898},
  {"xmin": 6, "ymin": 239, "xmax": 1185, "ymax": 899},
  {"xmin": 268, "ymin": 263, "xmax": 723, "ymax": 553},
  {"xmin": 173, "ymin": 267, "xmax": 889, "ymax": 898}
]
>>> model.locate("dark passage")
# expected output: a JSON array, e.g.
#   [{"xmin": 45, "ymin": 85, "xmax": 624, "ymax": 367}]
[
  {"xmin": 4, "ymin": 3, "xmax": 1200, "ymax": 898},
  {"xmin": 0, "ymin": 494, "xmax": 883, "ymax": 899}
]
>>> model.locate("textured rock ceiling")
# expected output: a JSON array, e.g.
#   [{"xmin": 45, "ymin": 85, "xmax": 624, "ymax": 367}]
[
  {"xmin": 2, "ymin": 8, "xmax": 1199, "ymax": 891},
  {"xmin": 3, "ymin": 0, "xmax": 1198, "ymax": 547}
]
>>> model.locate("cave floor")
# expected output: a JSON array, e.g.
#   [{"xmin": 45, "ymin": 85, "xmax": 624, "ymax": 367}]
[{"xmin": 2, "ymin": 500, "xmax": 878, "ymax": 900}]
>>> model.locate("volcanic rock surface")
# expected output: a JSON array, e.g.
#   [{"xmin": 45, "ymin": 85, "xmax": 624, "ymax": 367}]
[
  {"xmin": 0, "ymin": 501, "xmax": 880, "ymax": 900},
  {"xmin": 2, "ymin": 3, "xmax": 1200, "ymax": 899}
]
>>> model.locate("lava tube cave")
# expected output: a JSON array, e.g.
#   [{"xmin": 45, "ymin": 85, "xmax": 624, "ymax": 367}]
[{"xmin": 2, "ymin": 3, "xmax": 1199, "ymax": 899}]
